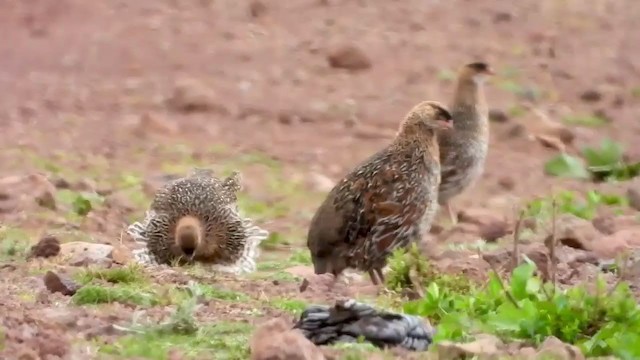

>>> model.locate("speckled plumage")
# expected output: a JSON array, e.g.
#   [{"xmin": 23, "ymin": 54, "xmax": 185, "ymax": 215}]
[
  {"xmin": 438, "ymin": 62, "xmax": 493, "ymax": 222},
  {"xmin": 126, "ymin": 168, "xmax": 268, "ymax": 274},
  {"xmin": 306, "ymin": 101, "xmax": 453, "ymax": 284},
  {"xmin": 294, "ymin": 299, "xmax": 435, "ymax": 351}
]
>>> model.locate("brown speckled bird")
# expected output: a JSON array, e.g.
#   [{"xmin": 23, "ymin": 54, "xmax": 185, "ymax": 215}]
[
  {"xmin": 307, "ymin": 101, "xmax": 454, "ymax": 285},
  {"xmin": 438, "ymin": 62, "xmax": 494, "ymax": 224}
]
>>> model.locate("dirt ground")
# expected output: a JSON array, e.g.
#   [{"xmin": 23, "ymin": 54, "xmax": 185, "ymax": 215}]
[{"xmin": 1, "ymin": 0, "xmax": 640, "ymax": 359}]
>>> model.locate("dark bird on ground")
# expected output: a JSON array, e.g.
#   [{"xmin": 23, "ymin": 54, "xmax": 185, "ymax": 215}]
[
  {"xmin": 294, "ymin": 298, "xmax": 435, "ymax": 351},
  {"xmin": 306, "ymin": 101, "xmax": 453, "ymax": 285},
  {"xmin": 438, "ymin": 62, "xmax": 494, "ymax": 224},
  {"xmin": 126, "ymin": 168, "xmax": 268, "ymax": 274}
]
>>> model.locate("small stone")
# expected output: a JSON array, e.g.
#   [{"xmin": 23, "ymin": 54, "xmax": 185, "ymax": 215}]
[
  {"xmin": 35, "ymin": 189, "xmax": 57, "ymax": 210},
  {"xmin": 497, "ymin": 176, "xmax": 515, "ymax": 190},
  {"xmin": 535, "ymin": 134, "xmax": 566, "ymax": 152},
  {"xmin": 537, "ymin": 336, "xmax": 585, "ymax": 360},
  {"xmin": 308, "ymin": 173, "xmax": 334, "ymax": 193},
  {"xmin": 493, "ymin": 11, "xmax": 513, "ymax": 23},
  {"xmin": 43, "ymin": 271, "xmax": 81, "ymax": 296},
  {"xmin": 250, "ymin": 318, "xmax": 326, "ymax": 360},
  {"xmin": 626, "ymin": 182, "xmax": 640, "ymax": 211},
  {"xmin": 59, "ymin": 241, "xmax": 115, "ymax": 265},
  {"xmin": 579, "ymin": 89, "xmax": 603, "ymax": 103},
  {"xmin": 327, "ymin": 45, "xmax": 371, "ymax": 71},
  {"xmin": 457, "ymin": 208, "xmax": 511, "ymax": 242},
  {"xmin": 27, "ymin": 235, "xmax": 61, "ymax": 259},
  {"xmin": 546, "ymin": 214, "xmax": 600, "ymax": 252},
  {"xmin": 135, "ymin": 113, "xmax": 178, "ymax": 136},
  {"xmin": 592, "ymin": 214, "xmax": 639, "ymax": 235},
  {"xmin": 249, "ymin": 0, "xmax": 268, "ymax": 18},
  {"xmin": 505, "ymin": 124, "xmax": 526, "ymax": 139},
  {"xmin": 166, "ymin": 78, "xmax": 221, "ymax": 113},
  {"xmin": 488, "ymin": 108, "xmax": 509, "ymax": 123},
  {"xmin": 437, "ymin": 334, "xmax": 504, "ymax": 359}
]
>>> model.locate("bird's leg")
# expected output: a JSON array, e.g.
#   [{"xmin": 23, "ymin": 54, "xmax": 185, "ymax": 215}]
[
  {"xmin": 368, "ymin": 269, "xmax": 381, "ymax": 285},
  {"xmin": 445, "ymin": 202, "xmax": 457, "ymax": 225},
  {"xmin": 374, "ymin": 268, "xmax": 386, "ymax": 285}
]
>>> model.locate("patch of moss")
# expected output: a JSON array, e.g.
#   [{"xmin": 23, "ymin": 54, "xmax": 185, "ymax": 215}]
[
  {"xmin": 0, "ymin": 226, "xmax": 31, "ymax": 260},
  {"xmin": 76, "ymin": 264, "xmax": 146, "ymax": 285},
  {"xmin": 100, "ymin": 321, "xmax": 252, "ymax": 360},
  {"xmin": 267, "ymin": 298, "xmax": 307, "ymax": 316},
  {"xmin": 72, "ymin": 284, "xmax": 159, "ymax": 306},
  {"xmin": 386, "ymin": 244, "xmax": 473, "ymax": 295}
]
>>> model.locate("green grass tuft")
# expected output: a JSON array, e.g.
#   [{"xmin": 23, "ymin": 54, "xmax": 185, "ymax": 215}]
[
  {"xmin": 76, "ymin": 264, "xmax": 146, "ymax": 285},
  {"xmin": 72, "ymin": 284, "xmax": 159, "ymax": 306},
  {"xmin": 100, "ymin": 321, "xmax": 252, "ymax": 360}
]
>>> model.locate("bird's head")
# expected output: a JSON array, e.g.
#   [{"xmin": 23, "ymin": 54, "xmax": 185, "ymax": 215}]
[
  {"xmin": 403, "ymin": 100, "xmax": 454, "ymax": 131},
  {"xmin": 460, "ymin": 62, "xmax": 495, "ymax": 85}
]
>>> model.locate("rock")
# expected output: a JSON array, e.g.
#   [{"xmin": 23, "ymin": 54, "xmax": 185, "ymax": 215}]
[
  {"xmin": 537, "ymin": 336, "xmax": 585, "ymax": 360},
  {"xmin": 626, "ymin": 182, "xmax": 640, "ymax": 211},
  {"xmin": 505, "ymin": 123, "xmax": 526, "ymax": 139},
  {"xmin": 308, "ymin": 173, "xmax": 334, "ymax": 193},
  {"xmin": 327, "ymin": 45, "xmax": 371, "ymax": 71},
  {"xmin": 134, "ymin": 113, "xmax": 178, "ymax": 136},
  {"xmin": 0, "ymin": 173, "xmax": 58, "ymax": 212},
  {"xmin": 437, "ymin": 334, "xmax": 504, "ymax": 359},
  {"xmin": 59, "ymin": 241, "xmax": 114, "ymax": 266},
  {"xmin": 27, "ymin": 235, "xmax": 61, "ymax": 259},
  {"xmin": 43, "ymin": 271, "xmax": 81, "ymax": 296},
  {"xmin": 111, "ymin": 245, "xmax": 133, "ymax": 265},
  {"xmin": 497, "ymin": 176, "xmax": 515, "ymax": 190},
  {"xmin": 488, "ymin": 108, "xmax": 509, "ymax": 123},
  {"xmin": 592, "ymin": 228, "xmax": 640, "ymax": 258},
  {"xmin": 250, "ymin": 318, "xmax": 325, "ymax": 360},
  {"xmin": 493, "ymin": 11, "xmax": 513, "ymax": 23},
  {"xmin": 579, "ymin": 89, "xmax": 603, "ymax": 103},
  {"xmin": 457, "ymin": 208, "xmax": 511, "ymax": 242},
  {"xmin": 547, "ymin": 214, "xmax": 600, "ymax": 251},
  {"xmin": 166, "ymin": 78, "xmax": 221, "ymax": 113},
  {"xmin": 249, "ymin": 0, "xmax": 268, "ymax": 18},
  {"xmin": 535, "ymin": 134, "xmax": 566, "ymax": 152},
  {"xmin": 39, "ymin": 308, "xmax": 78, "ymax": 327},
  {"xmin": 285, "ymin": 265, "xmax": 315, "ymax": 280},
  {"xmin": 592, "ymin": 214, "xmax": 639, "ymax": 235}
]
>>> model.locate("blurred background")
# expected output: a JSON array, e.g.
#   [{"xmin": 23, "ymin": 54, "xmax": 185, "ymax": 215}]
[{"xmin": 1, "ymin": 0, "xmax": 640, "ymax": 246}]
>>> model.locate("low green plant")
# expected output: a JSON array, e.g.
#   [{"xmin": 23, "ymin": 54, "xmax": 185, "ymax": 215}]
[
  {"xmin": 0, "ymin": 226, "xmax": 30, "ymax": 260},
  {"xmin": 544, "ymin": 139, "xmax": 640, "ymax": 181},
  {"xmin": 72, "ymin": 284, "xmax": 159, "ymax": 306},
  {"xmin": 268, "ymin": 298, "xmax": 308, "ymax": 316},
  {"xmin": 562, "ymin": 114, "xmax": 607, "ymax": 127},
  {"xmin": 385, "ymin": 244, "xmax": 473, "ymax": 296},
  {"xmin": 525, "ymin": 190, "xmax": 628, "ymax": 221},
  {"xmin": 76, "ymin": 264, "xmax": 146, "ymax": 285},
  {"xmin": 55, "ymin": 189, "xmax": 104, "ymax": 217},
  {"xmin": 403, "ymin": 260, "xmax": 640, "ymax": 358}
]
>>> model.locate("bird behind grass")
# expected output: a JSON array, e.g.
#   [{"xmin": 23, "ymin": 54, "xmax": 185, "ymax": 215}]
[
  {"xmin": 306, "ymin": 101, "xmax": 453, "ymax": 285},
  {"xmin": 126, "ymin": 168, "xmax": 268, "ymax": 274},
  {"xmin": 438, "ymin": 62, "xmax": 494, "ymax": 224}
]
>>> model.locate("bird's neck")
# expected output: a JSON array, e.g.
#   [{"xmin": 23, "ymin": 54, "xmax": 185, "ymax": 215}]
[{"xmin": 451, "ymin": 78, "xmax": 489, "ymax": 131}]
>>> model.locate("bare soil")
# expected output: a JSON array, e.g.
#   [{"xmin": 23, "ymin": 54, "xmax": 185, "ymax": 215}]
[{"xmin": 1, "ymin": 0, "xmax": 640, "ymax": 359}]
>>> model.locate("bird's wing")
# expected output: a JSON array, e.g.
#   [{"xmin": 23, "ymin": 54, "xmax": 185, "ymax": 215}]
[{"xmin": 332, "ymin": 154, "xmax": 428, "ymax": 255}]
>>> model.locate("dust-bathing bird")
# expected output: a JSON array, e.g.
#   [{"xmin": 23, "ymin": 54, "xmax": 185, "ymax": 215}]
[{"xmin": 126, "ymin": 168, "xmax": 268, "ymax": 274}]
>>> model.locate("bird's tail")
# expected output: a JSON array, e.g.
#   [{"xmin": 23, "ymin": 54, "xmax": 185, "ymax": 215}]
[{"xmin": 174, "ymin": 215, "xmax": 202, "ymax": 253}]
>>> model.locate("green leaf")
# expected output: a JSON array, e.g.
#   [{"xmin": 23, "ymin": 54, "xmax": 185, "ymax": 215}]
[
  {"xmin": 544, "ymin": 154, "xmax": 590, "ymax": 179},
  {"xmin": 510, "ymin": 262, "xmax": 536, "ymax": 301},
  {"xmin": 582, "ymin": 139, "xmax": 624, "ymax": 168}
]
